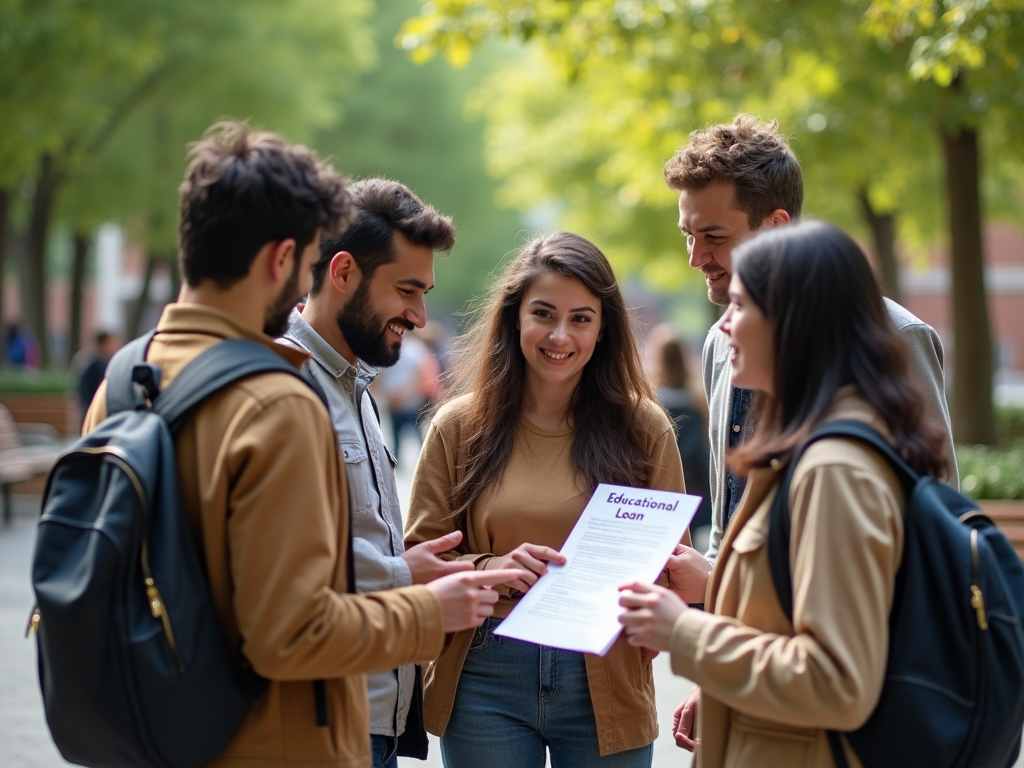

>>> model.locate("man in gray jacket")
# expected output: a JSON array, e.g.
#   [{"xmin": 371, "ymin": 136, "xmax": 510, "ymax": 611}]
[
  {"xmin": 284, "ymin": 178, "xmax": 471, "ymax": 768},
  {"xmin": 661, "ymin": 115, "xmax": 958, "ymax": 750}
]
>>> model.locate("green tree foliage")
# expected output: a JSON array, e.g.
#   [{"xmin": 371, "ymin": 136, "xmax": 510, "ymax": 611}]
[
  {"xmin": 401, "ymin": 0, "xmax": 1024, "ymax": 445},
  {"xmin": 315, "ymin": 0, "xmax": 525, "ymax": 317},
  {"xmin": 1, "ymin": 0, "xmax": 372, "ymax": 362}
]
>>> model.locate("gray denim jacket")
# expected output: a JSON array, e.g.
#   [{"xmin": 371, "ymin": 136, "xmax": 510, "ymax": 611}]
[{"xmin": 284, "ymin": 309, "xmax": 413, "ymax": 737}]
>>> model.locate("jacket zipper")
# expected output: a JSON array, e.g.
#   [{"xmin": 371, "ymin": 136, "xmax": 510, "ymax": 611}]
[{"xmin": 957, "ymin": 528, "xmax": 988, "ymax": 767}]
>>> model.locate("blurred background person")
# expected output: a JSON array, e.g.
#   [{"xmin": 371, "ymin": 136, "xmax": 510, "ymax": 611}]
[
  {"xmin": 75, "ymin": 330, "xmax": 119, "ymax": 423},
  {"xmin": 648, "ymin": 323, "xmax": 712, "ymax": 550},
  {"xmin": 375, "ymin": 328, "xmax": 441, "ymax": 457}
]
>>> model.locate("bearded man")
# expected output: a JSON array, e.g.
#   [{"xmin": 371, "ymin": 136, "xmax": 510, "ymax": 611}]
[{"xmin": 284, "ymin": 178, "xmax": 472, "ymax": 768}]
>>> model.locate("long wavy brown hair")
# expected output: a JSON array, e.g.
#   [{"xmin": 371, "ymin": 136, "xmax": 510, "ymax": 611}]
[
  {"xmin": 728, "ymin": 221, "xmax": 951, "ymax": 480},
  {"xmin": 440, "ymin": 231, "xmax": 657, "ymax": 527}
]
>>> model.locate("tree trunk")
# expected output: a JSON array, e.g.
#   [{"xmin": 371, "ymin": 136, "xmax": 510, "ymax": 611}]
[
  {"xmin": 22, "ymin": 153, "xmax": 60, "ymax": 368},
  {"xmin": 0, "ymin": 189, "xmax": 9, "ymax": 367},
  {"xmin": 857, "ymin": 187, "xmax": 902, "ymax": 305},
  {"xmin": 943, "ymin": 127, "xmax": 997, "ymax": 445},
  {"xmin": 68, "ymin": 230, "xmax": 89, "ymax": 362},
  {"xmin": 126, "ymin": 254, "xmax": 157, "ymax": 339}
]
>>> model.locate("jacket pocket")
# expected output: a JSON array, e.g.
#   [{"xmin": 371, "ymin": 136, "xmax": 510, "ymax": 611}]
[
  {"xmin": 339, "ymin": 440, "xmax": 373, "ymax": 518},
  {"xmin": 725, "ymin": 712, "xmax": 817, "ymax": 768},
  {"xmin": 730, "ymin": 518, "xmax": 766, "ymax": 554}
]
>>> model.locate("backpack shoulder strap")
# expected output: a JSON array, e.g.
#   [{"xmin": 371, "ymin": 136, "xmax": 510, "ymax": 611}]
[
  {"xmin": 152, "ymin": 339, "xmax": 307, "ymax": 435},
  {"xmin": 105, "ymin": 330, "xmax": 158, "ymax": 416},
  {"xmin": 767, "ymin": 419, "xmax": 920, "ymax": 623}
]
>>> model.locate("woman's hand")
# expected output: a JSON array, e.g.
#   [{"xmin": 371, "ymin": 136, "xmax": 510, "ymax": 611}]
[
  {"xmin": 618, "ymin": 581, "xmax": 688, "ymax": 652},
  {"xmin": 484, "ymin": 543, "xmax": 566, "ymax": 593},
  {"xmin": 672, "ymin": 686, "xmax": 700, "ymax": 751},
  {"xmin": 664, "ymin": 544, "xmax": 712, "ymax": 604}
]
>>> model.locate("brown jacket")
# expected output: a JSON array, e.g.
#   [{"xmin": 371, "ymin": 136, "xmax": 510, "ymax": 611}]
[
  {"xmin": 406, "ymin": 395, "xmax": 688, "ymax": 756},
  {"xmin": 669, "ymin": 390, "xmax": 906, "ymax": 768},
  {"xmin": 84, "ymin": 304, "xmax": 444, "ymax": 768}
]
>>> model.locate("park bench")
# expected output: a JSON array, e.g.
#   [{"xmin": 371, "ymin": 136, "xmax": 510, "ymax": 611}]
[
  {"xmin": 982, "ymin": 503, "xmax": 1024, "ymax": 564},
  {"xmin": 0, "ymin": 404, "xmax": 64, "ymax": 524}
]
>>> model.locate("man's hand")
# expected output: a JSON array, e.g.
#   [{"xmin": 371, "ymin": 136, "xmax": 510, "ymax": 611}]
[
  {"xmin": 665, "ymin": 544, "xmax": 712, "ymax": 604},
  {"xmin": 618, "ymin": 581, "xmax": 688, "ymax": 652},
  {"xmin": 401, "ymin": 531, "xmax": 475, "ymax": 584},
  {"xmin": 483, "ymin": 543, "xmax": 565, "ymax": 593},
  {"xmin": 425, "ymin": 569, "xmax": 520, "ymax": 633},
  {"xmin": 673, "ymin": 686, "xmax": 700, "ymax": 751}
]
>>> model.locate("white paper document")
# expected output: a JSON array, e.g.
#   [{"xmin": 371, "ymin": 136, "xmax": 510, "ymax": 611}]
[{"xmin": 494, "ymin": 483, "xmax": 700, "ymax": 656}]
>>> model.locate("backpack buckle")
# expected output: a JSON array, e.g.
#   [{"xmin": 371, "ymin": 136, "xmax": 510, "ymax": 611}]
[{"xmin": 131, "ymin": 365, "xmax": 162, "ymax": 409}]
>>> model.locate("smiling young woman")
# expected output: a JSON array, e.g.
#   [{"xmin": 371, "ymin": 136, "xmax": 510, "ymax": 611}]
[{"xmin": 405, "ymin": 231, "xmax": 690, "ymax": 767}]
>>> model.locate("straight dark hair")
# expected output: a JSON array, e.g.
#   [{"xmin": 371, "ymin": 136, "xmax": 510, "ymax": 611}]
[
  {"xmin": 311, "ymin": 178, "xmax": 454, "ymax": 294},
  {"xmin": 440, "ymin": 231, "xmax": 657, "ymax": 527},
  {"xmin": 178, "ymin": 121, "xmax": 353, "ymax": 289},
  {"xmin": 729, "ymin": 221, "xmax": 951, "ymax": 480}
]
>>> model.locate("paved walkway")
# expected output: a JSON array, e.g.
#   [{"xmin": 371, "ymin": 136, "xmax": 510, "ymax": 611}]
[{"xmin": 3, "ymin": 426, "xmax": 1019, "ymax": 767}]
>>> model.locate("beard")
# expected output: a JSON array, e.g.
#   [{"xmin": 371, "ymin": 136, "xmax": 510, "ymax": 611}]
[
  {"xmin": 264, "ymin": 265, "xmax": 303, "ymax": 337},
  {"xmin": 335, "ymin": 278, "xmax": 411, "ymax": 368}
]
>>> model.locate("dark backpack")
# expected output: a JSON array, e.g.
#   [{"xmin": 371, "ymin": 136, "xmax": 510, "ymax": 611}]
[
  {"xmin": 766, "ymin": 420, "xmax": 1024, "ymax": 768},
  {"xmin": 30, "ymin": 332, "xmax": 322, "ymax": 768}
]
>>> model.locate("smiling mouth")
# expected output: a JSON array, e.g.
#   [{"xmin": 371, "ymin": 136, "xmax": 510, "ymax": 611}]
[
  {"xmin": 541, "ymin": 349, "xmax": 572, "ymax": 360},
  {"xmin": 387, "ymin": 322, "xmax": 408, "ymax": 338}
]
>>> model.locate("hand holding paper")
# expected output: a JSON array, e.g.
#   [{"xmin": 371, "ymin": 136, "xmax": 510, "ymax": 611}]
[
  {"xmin": 493, "ymin": 483, "xmax": 700, "ymax": 655},
  {"xmin": 617, "ymin": 581, "xmax": 688, "ymax": 652}
]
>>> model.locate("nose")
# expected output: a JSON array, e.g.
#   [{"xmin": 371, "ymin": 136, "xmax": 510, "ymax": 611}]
[
  {"xmin": 720, "ymin": 305, "xmax": 734, "ymax": 336},
  {"xmin": 406, "ymin": 297, "xmax": 427, "ymax": 329},
  {"xmin": 549, "ymin": 319, "xmax": 570, "ymax": 344},
  {"xmin": 688, "ymin": 238, "xmax": 712, "ymax": 270}
]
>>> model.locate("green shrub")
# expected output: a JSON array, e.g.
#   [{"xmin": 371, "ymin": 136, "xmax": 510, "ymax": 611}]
[
  {"xmin": 0, "ymin": 368, "xmax": 74, "ymax": 394},
  {"xmin": 998, "ymin": 405, "xmax": 1024, "ymax": 448},
  {"xmin": 958, "ymin": 443, "xmax": 1024, "ymax": 500}
]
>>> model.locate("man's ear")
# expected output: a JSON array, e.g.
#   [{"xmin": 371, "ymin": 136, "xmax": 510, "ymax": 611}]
[
  {"xmin": 763, "ymin": 209, "xmax": 792, "ymax": 229},
  {"xmin": 267, "ymin": 238, "xmax": 297, "ymax": 284},
  {"xmin": 329, "ymin": 251, "xmax": 359, "ymax": 296}
]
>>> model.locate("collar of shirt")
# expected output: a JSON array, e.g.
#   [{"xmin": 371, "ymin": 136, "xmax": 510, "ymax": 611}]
[
  {"xmin": 156, "ymin": 302, "xmax": 311, "ymax": 369},
  {"xmin": 283, "ymin": 307, "xmax": 379, "ymax": 387}
]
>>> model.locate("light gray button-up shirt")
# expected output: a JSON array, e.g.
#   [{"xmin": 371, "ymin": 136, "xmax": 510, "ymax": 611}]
[{"xmin": 283, "ymin": 309, "xmax": 413, "ymax": 737}]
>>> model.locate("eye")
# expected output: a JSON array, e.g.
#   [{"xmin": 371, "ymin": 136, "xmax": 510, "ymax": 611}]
[
  {"xmin": 685, "ymin": 234, "xmax": 695, "ymax": 252},
  {"xmin": 533, "ymin": 309, "xmax": 552, "ymax": 318},
  {"xmin": 572, "ymin": 314, "xmax": 592, "ymax": 323},
  {"xmin": 398, "ymin": 288, "xmax": 414, "ymax": 298}
]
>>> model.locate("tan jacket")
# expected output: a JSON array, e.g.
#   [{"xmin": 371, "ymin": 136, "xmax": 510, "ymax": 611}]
[
  {"xmin": 668, "ymin": 390, "xmax": 906, "ymax": 768},
  {"xmin": 406, "ymin": 395, "xmax": 688, "ymax": 756},
  {"xmin": 84, "ymin": 304, "xmax": 444, "ymax": 768}
]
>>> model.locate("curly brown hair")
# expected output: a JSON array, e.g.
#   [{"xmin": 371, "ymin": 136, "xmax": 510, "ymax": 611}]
[
  {"xmin": 664, "ymin": 114, "xmax": 804, "ymax": 229},
  {"xmin": 178, "ymin": 120, "xmax": 354, "ymax": 289}
]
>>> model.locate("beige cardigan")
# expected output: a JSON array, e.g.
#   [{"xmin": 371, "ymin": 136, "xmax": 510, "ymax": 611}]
[{"xmin": 670, "ymin": 390, "xmax": 906, "ymax": 768}]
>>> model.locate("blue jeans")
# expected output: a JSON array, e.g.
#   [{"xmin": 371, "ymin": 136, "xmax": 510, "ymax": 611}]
[
  {"xmin": 440, "ymin": 618, "xmax": 654, "ymax": 768},
  {"xmin": 370, "ymin": 734, "xmax": 398, "ymax": 768}
]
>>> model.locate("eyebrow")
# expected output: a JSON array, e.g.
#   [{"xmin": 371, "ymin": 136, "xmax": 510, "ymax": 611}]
[
  {"xmin": 397, "ymin": 278, "xmax": 433, "ymax": 293},
  {"xmin": 679, "ymin": 223, "xmax": 728, "ymax": 234},
  {"xmin": 529, "ymin": 299, "xmax": 596, "ymax": 313}
]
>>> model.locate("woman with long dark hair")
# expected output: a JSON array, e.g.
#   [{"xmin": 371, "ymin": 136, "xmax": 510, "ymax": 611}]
[
  {"xmin": 406, "ymin": 231, "xmax": 688, "ymax": 767},
  {"xmin": 618, "ymin": 221, "xmax": 951, "ymax": 767}
]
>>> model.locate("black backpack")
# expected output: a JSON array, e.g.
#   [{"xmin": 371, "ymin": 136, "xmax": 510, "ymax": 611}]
[
  {"xmin": 766, "ymin": 420, "xmax": 1024, "ymax": 768},
  {"xmin": 30, "ymin": 332, "xmax": 322, "ymax": 768}
]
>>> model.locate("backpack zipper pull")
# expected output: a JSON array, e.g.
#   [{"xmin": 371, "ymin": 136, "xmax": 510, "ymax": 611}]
[
  {"xmin": 25, "ymin": 607, "xmax": 41, "ymax": 638},
  {"xmin": 144, "ymin": 578, "xmax": 163, "ymax": 618},
  {"xmin": 971, "ymin": 585, "xmax": 988, "ymax": 631},
  {"xmin": 970, "ymin": 529, "xmax": 988, "ymax": 631}
]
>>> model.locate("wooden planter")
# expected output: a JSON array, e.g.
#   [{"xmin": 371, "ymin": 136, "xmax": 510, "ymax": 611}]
[{"xmin": 978, "ymin": 500, "xmax": 1024, "ymax": 562}]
